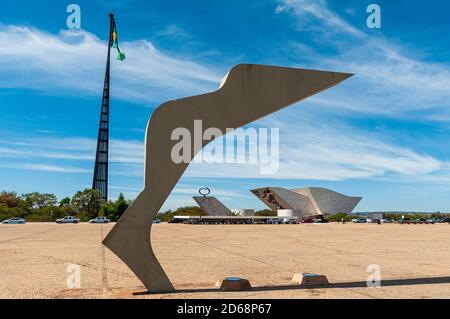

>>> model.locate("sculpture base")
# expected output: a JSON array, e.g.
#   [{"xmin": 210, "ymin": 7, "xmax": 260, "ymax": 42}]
[
  {"xmin": 220, "ymin": 277, "xmax": 252, "ymax": 291},
  {"xmin": 293, "ymin": 273, "xmax": 329, "ymax": 287}
]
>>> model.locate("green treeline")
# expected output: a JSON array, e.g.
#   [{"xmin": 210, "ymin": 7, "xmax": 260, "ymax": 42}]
[{"xmin": 0, "ymin": 189, "xmax": 131, "ymax": 222}]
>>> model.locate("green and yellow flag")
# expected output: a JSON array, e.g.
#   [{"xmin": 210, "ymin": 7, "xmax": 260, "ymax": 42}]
[{"xmin": 111, "ymin": 20, "xmax": 125, "ymax": 61}]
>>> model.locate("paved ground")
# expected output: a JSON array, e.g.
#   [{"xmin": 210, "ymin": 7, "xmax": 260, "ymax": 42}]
[{"xmin": 1, "ymin": 222, "xmax": 450, "ymax": 299}]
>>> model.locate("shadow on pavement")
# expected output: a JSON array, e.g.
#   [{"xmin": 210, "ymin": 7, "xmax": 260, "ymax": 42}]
[{"xmin": 133, "ymin": 276, "xmax": 450, "ymax": 295}]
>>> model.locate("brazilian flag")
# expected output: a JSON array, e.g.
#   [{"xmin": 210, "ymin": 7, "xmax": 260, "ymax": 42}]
[{"xmin": 111, "ymin": 20, "xmax": 125, "ymax": 61}]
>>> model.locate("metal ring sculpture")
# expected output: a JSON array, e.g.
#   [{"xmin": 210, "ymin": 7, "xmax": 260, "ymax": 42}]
[{"xmin": 199, "ymin": 187, "xmax": 211, "ymax": 197}]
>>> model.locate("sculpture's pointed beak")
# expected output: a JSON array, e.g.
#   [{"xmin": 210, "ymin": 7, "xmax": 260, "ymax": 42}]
[{"xmin": 219, "ymin": 64, "xmax": 354, "ymax": 125}]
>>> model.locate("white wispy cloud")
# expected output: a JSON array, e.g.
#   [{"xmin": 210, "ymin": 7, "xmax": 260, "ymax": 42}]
[
  {"xmin": 156, "ymin": 24, "xmax": 191, "ymax": 40},
  {"xmin": 0, "ymin": 136, "xmax": 143, "ymax": 165},
  {"xmin": 2, "ymin": 3, "xmax": 450, "ymax": 204},
  {"xmin": 1, "ymin": 113, "xmax": 447, "ymax": 183},
  {"xmin": 275, "ymin": 0, "xmax": 363, "ymax": 37},
  {"xmin": 0, "ymin": 163, "xmax": 90, "ymax": 173},
  {"xmin": 276, "ymin": 0, "xmax": 450, "ymax": 120},
  {"xmin": 183, "ymin": 112, "xmax": 445, "ymax": 181},
  {"xmin": 0, "ymin": 24, "xmax": 221, "ymax": 103}
]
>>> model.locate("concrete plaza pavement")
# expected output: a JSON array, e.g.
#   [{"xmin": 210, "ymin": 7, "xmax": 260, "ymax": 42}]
[{"xmin": 1, "ymin": 222, "xmax": 449, "ymax": 299}]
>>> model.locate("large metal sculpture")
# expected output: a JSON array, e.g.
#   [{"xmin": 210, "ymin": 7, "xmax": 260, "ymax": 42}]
[{"xmin": 102, "ymin": 64, "xmax": 353, "ymax": 293}]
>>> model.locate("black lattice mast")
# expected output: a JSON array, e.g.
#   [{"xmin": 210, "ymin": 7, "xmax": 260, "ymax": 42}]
[{"xmin": 93, "ymin": 14, "xmax": 115, "ymax": 201}]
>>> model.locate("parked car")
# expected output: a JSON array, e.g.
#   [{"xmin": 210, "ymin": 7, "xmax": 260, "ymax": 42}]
[
  {"xmin": 56, "ymin": 216, "xmax": 80, "ymax": 224},
  {"xmin": 442, "ymin": 218, "xmax": 450, "ymax": 224},
  {"xmin": 89, "ymin": 217, "xmax": 110, "ymax": 224},
  {"xmin": 368, "ymin": 219, "xmax": 381, "ymax": 224},
  {"xmin": 415, "ymin": 218, "xmax": 430, "ymax": 224},
  {"xmin": 267, "ymin": 218, "xmax": 282, "ymax": 224},
  {"xmin": 283, "ymin": 218, "xmax": 297, "ymax": 224},
  {"xmin": 352, "ymin": 218, "xmax": 367, "ymax": 223},
  {"xmin": 299, "ymin": 217, "xmax": 314, "ymax": 224},
  {"xmin": 381, "ymin": 218, "xmax": 393, "ymax": 223},
  {"xmin": 315, "ymin": 219, "xmax": 329, "ymax": 224},
  {"xmin": 426, "ymin": 218, "xmax": 440, "ymax": 224},
  {"xmin": 398, "ymin": 218, "xmax": 412, "ymax": 224},
  {"xmin": 2, "ymin": 217, "xmax": 26, "ymax": 224},
  {"xmin": 153, "ymin": 219, "xmax": 161, "ymax": 224}
]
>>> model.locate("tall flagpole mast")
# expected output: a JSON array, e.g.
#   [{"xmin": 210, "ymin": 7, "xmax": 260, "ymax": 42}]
[{"xmin": 93, "ymin": 13, "xmax": 114, "ymax": 202}]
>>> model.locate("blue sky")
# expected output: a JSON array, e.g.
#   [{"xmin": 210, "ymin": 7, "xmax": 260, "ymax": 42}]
[{"xmin": 1, "ymin": 0, "xmax": 450, "ymax": 212}]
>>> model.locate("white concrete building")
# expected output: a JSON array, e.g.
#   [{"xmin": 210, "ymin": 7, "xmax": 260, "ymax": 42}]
[{"xmin": 251, "ymin": 187, "xmax": 362, "ymax": 218}]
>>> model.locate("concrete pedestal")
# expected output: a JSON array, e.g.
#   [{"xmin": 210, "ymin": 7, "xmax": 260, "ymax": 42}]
[
  {"xmin": 301, "ymin": 274, "xmax": 329, "ymax": 287},
  {"xmin": 220, "ymin": 277, "xmax": 252, "ymax": 291},
  {"xmin": 293, "ymin": 273, "xmax": 329, "ymax": 287}
]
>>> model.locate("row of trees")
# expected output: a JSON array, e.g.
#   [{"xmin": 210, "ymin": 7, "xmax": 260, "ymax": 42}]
[
  {"xmin": 381, "ymin": 212, "xmax": 447, "ymax": 221},
  {"xmin": 254, "ymin": 209, "xmax": 277, "ymax": 217},
  {"xmin": 1, "ymin": 191, "xmax": 278, "ymax": 223},
  {"xmin": 327, "ymin": 213, "xmax": 359, "ymax": 222},
  {"xmin": 5, "ymin": 189, "xmax": 445, "ymax": 223},
  {"xmin": 0, "ymin": 189, "xmax": 131, "ymax": 222}
]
